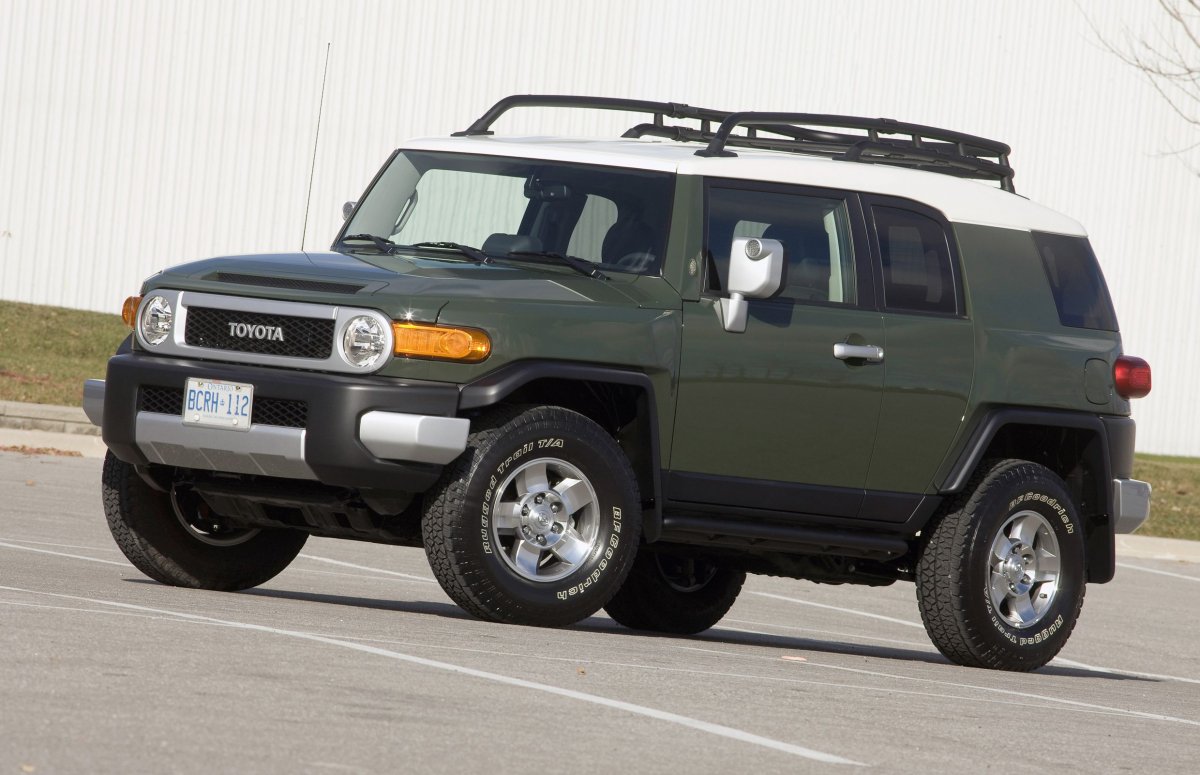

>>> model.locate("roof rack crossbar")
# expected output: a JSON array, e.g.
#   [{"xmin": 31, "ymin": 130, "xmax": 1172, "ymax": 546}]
[
  {"xmin": 695, "ymin": 111, "xmax": 1014, "ymax": 192},
  {"xmin": 454, "ymin": 94, "xmax": 730, "ymax": 137}
]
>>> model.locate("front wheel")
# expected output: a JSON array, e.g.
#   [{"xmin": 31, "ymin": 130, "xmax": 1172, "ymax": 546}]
[
  {"xmin": 422, "ymin": 406, "xmax": 642, "ymax": 627},
  {"xmin": 916, "ymin": 459, "xmax": 1086, "ymax": 671},
  {"xmin": 102, "ymin": 452, "xmax": 307, "ymax": 591},
  {"xmin": 604, "ymin": 551, "xmax": 746, "ymax": 634}
]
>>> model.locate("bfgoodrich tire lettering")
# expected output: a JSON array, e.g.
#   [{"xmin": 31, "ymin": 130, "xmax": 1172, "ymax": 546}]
[
  {"xmin": 604, "ymin": 551, "xmax": 745, "ymax": 634},
  {"xmin": 102, "ymin": 452, "xmax": 307, "ymax": 591},
  {"xmin": 916, "ymin": 459, "xmax": 1086, "ymax": 671},
  {"xmin": 422, "ymin": 405, "xmax": 642, "ymax": 627}
]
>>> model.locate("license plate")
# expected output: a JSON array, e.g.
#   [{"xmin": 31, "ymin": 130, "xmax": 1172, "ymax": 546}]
[{"xmin": 182, "ymin": 378, "xmax": 254, "ymax": 431}]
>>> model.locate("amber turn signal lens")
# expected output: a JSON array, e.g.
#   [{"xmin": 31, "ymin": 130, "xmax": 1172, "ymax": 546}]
[
  {"xmin": 392, "ymin": 322, "xmax": 491, "ymax": 362},
  {"xmin": 121, "ymin": 296, "xmax": 142, "ymax": 328}
]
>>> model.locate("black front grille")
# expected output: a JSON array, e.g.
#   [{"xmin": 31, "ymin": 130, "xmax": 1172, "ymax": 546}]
[
  {"xmin": 139, "ymin": 385, "xmax": 183, "ymax": 415},
  {"xmin": 138, "ymin": 386, "xmax": 308, "ymax": 429},
  {"xmin": 184, "ymin": 307, "xmax": 334, "ymax": 358},
  {"xmin": 256, "ymin": 397, "xmax": 309, "ymax": 429}
]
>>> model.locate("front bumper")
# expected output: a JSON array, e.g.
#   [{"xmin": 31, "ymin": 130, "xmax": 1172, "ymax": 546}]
[{"xmin": 88, "ymin": 352, "xmax": 469, "ymax": 492}]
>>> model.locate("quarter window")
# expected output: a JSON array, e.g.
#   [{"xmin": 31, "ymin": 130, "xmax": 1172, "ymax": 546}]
[
  {"xmin": 873, "ymin": 206, "xmax": 959, "ymax": 315},
  {"xmin": 1032, "ymin": 232, "xmax": 1119, "ymax": 331}
]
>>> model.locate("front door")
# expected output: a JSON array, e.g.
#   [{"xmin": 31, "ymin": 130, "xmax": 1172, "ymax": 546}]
[{"xmin": 668, "ymin": 181, "xmax": 885, "ymax": 519}]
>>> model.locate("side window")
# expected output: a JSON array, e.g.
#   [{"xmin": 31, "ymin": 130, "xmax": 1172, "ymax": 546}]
[
  {"xmin": 706, "ymin": 186, "xmax": 857, "ymax": 305},
  {"xmin": 566, "ymin": 194, "xmax": 618, "ymax": 263},
  {"xmin": 873, "ymin": 206, "xmax": 959, "ymax": 315}
]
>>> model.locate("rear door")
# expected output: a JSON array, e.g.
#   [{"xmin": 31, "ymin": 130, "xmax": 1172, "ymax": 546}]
[
  {"xmin": 667, "ymin": 180, "xmax": 885, "ymax": 519},
  {"xmin": 862, "ymin": 198, "xmax": 974, "ymax": 503}
]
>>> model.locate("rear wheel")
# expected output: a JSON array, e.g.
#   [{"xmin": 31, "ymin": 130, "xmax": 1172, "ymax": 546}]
[
  {"xmin": 102, "ymin": 452, "xmax": 307, "ymax": 591},
  {"xmin": 604, "ymin": 551, "xmax": 745, "ymax": 634},
  {"xmin": 916, "ymin": 459, "xmax": 1086, "ymax": 671}
]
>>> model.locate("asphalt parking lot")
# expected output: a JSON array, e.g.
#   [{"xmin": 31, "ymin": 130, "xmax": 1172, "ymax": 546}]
[{"xmin": 3, "ymin": 451, "xmax": 1199, "ymax": 773}]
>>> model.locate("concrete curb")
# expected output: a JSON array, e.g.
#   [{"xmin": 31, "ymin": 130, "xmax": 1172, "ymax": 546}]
[
  {"xmin": 1116, "ymin": 534, "xmax": 1200, "ymax": 564},
  {"xmin": 0, "ymin": 400, "xmax": 99, "ymax": 436}
]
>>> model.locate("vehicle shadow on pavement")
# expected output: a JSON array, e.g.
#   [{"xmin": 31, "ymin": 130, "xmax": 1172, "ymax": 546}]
[
  {"xmin": 120, "ymin": 579, "xmax": 1154, "ymax": 683},
  {"xmin": 571, "ymin": 617, "xmax": 1154, "ymax": 682},
  {"xmin": 242, "ymin": 586, "xmax": 475, "ymax": 620},
  {"xmin": 120, "ymin": 578, "xmax": 475, "ymax": 621}
]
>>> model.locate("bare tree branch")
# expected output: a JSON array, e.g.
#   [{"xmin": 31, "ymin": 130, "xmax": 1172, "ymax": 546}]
[{"xmin": 1084, "ymin": 1, "xmax": 1200, "ymax": 131}]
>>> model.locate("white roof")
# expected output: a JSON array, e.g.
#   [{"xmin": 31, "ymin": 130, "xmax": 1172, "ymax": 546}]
[{"xmin": 402, "ymin": 135, "xmax": 1087, "ymax": 237}]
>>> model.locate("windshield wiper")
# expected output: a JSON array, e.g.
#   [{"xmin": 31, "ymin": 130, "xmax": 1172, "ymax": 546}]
[
  {"xmin": 505, "ymin": 251, "xmax": 607, "ymax": 280},
  {"xmin": 339, "ymin": 233, "xmax": 399, "ymax": 253},
  {"xmin": 407, "ymin": 241, "xmax": 493, "ymax": 265}
]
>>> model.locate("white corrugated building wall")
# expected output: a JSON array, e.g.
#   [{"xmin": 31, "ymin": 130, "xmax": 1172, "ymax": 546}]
[{"xmin": 1, "ymin": 0, "xmax": 1196, "ymax": 454}]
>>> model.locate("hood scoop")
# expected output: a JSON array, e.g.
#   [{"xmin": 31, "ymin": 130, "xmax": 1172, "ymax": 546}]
[{"xmin": 211, "ymin": 272, "xmax": 366, "ymax": 294}]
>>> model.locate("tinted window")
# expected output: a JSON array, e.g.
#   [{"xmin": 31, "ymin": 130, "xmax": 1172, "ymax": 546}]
[
  {"xmin": 706, "ymin": 186, "xmax": 857, "ymax": 305},
  {"xmin": 874, "ymin": 206, "xmax": 959, "ymax": 315},
  {"xmin": 1033, "ymin": 232, "xmax": 1119, "ymax": 331}
]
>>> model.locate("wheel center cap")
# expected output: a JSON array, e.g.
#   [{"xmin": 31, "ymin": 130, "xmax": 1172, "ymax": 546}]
[
  {"xmin": 518, "ymin": 493, "xmax": 564, "ymax": 545},
  {"xmin": 1002, "ymin": 557, "xmax": 1025, "ymax": 584}
]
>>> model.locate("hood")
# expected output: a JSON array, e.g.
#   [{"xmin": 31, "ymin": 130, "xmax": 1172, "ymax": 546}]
[{"xmin": 147, "ymin": 250, "xmax": 659, "ymax": 321}]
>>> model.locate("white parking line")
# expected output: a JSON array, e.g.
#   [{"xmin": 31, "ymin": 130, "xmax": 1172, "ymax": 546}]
[
  {"xmin": 297, "ymin": 554, "xmax": 436, "ymax": 583},
  {"xmin": 746, "ymin": 588, "xmax": 1200, "ymax": 686},
  {"xmin": 1117, "ymin": 562, "xmax": 1200, "ymax": 583},
  {"xmin": 0, "ymin": 537, "xmax": 123, "ymax": 553},
  {"xmin": 0, "ymin": 584, "xmax": 865, "ymax": 767},
  {"xmin": 1051, "ymin": 657, "xmax": 1200, "ymax": 686},
  {"xmin": 0, "ymin": 593, "xmax": 1166, "ymax": 729},
  {"xmin": 671, "ymin": 643, "xmax": 1200, "ymax": 728},
  {"xmin": 0, "ymin": 539, "xmax": 130, "ymax": 567},
  {"xmin": 748, "ymin": 590, "xmax": 924, "ymax": 628}
]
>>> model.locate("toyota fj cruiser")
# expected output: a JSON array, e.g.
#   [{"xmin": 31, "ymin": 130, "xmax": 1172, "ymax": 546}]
[{"xmin": 85, "ymin": 95, "xmax": 1153, "ymax": 671}]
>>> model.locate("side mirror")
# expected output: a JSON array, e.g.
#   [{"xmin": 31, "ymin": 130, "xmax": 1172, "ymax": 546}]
[
  {"xmin": 342, "ymin": 201, "xmax": 357, "ymax": 221},
  {"xmin": 720, "ymin": 237, "xmax": 784, "ymax": 332}
]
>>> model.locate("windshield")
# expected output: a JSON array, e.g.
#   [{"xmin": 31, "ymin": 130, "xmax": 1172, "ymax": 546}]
[{"xmin": 341, "ymin": 151, "xmax": 675, "ymax": 275}]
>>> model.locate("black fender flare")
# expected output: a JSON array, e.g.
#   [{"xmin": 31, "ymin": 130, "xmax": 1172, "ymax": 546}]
[
  {"xmin": 940, "ymin": 407, "xmax": 1118, "ymax": 583},
  {"xmin": 458, "ymin": 361, "xmax": 664, "ymax": 541}
]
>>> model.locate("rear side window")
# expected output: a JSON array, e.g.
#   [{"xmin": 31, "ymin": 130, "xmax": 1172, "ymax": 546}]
[
  {"xmin": 873, "ymin": 206, "xmax": 960, "ymax": 315},
  {"xmin": 1033, "ymin": 232, "xmax": 1118, "ymax": 331}
]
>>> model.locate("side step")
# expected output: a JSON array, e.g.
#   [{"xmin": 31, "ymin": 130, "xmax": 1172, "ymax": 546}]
[{"xmin": 659, "ymin": 514, "xmax": 910, "ymax": 560}]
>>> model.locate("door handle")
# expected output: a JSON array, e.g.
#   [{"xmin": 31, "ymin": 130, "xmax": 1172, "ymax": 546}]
[{"xmin": 833, "ymin": 343, "xmax": 884, "ymax": 363}]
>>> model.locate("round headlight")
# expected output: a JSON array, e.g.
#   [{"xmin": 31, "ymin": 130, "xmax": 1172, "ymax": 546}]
[
  {"xmin": 139, "ymin": 296, "xmax": 173, "ymax": 346},
  {"xmin": 341, "ymin": 315, "xmax": 387, "ymax": 369}
]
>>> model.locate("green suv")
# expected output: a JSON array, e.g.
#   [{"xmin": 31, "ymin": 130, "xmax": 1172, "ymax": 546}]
[{"xmin": 85, "ymin": 96, "xmax": 1153, "ymax": 672}]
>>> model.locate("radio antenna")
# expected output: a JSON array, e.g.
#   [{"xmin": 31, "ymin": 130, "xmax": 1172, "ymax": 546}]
[{"xmin": 301, "ymin": 42, "xmax": 331, "ymax": 250}]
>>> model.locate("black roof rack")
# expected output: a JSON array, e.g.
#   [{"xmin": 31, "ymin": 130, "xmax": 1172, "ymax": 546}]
[
  {"xmin": 453, "ymin": 95, "xmax": 731, "ymax": 137},
  {"xmin": 454, "ymin": 95, "xmax": 1016, "ymax": 193}
]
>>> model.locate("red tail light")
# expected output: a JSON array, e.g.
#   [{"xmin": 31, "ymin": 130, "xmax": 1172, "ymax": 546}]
[{"xmin": 1114, "ymin": 356, "xmax": 1151, "ymax": 399}]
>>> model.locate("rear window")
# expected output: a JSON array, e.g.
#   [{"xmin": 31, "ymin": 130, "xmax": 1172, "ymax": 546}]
[{"xmin": 1032, "ymin": 232, "xmax": 1119, "ymax": 331}]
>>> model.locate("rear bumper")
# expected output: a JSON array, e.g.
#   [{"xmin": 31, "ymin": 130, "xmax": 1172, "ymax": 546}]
[
  {"xmin": 88, "ymin": 352, "xmax": 469, "ymax": 492},
  {"xmin": 1112, "ymin": 478, "xmax": 1152, "ymax": 534}
]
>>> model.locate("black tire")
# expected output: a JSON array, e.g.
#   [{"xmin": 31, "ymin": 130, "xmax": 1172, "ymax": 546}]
[
  {"xmin": 604, "ymin": 551, "xmax": 745, "ymax": 634},
  {"xmin": 422, "ymin": 405, "xmax": 642, "ymax": 627},
  {"xmin": 102, "ymin": 452, "xmax": 308, "ymax": 591},
  {"xmin": 916, "ymin": 459, "xmax": 1086, "ymax": 671}
]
